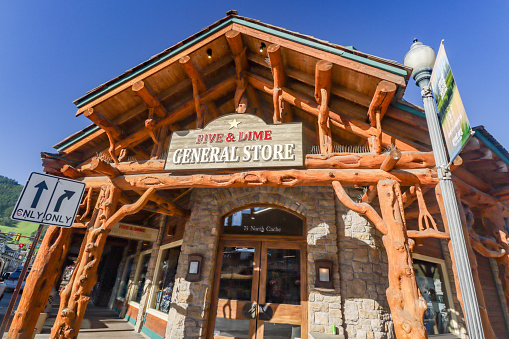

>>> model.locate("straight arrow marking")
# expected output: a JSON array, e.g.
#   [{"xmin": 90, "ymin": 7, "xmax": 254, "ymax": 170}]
[
  {"xmin": 31, "ymin": 181, "xmax": 48, "ymax": 209},
  {"xmin": 53, "ymin": 190, "xmax": 75, "ymax": 212}
]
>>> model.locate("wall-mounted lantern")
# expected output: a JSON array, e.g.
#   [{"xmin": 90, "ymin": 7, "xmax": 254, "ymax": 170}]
[
  {"xmin": 186, "ymin": 254, "xmax": 203, "ymax": 282},
  {"xmin": 315, "ymin": 259, "xmax": 333, "ymax": 289}
]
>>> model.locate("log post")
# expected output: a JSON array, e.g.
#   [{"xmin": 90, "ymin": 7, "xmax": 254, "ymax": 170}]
[
  {"xmin": 50, "ymin": 185, "xmax": 120, "ymax": 338},
  {"xmin": 377, "ymin": 179, "xmax": 428, "ymax": 339},
  {"xmin": 435, "ymin": 184, "xmax": 497, "ymax": 339},
  {"xmin": 7, "ymin": 227, "xmax": 73, "ymax": 339},
  {"xmin": 314, "ymin": 60, "xmax": 333, "ymax": 154},
  {"xmin": 334, "ymin": 180, "xmax": 427, "ymax": 338},
  {"xmin": 267, "ymin": 44, "xmax": 291, "ymax": 123},
  {"xmin": 50, "ymin": 186, "xmax": 156, "ymax": 338}
]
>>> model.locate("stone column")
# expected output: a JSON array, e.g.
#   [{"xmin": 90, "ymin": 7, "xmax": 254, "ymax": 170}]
[
  {"xmin": 134, "ymin": 216, "xmax": 167, "ymax": 332},
  {"xmin": 166, "ymin": 189, "xmax": 221, "ymax": 339}
]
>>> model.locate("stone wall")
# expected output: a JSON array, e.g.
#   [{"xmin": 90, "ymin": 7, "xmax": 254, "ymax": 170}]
[
  {"xmin": 165, "ymin": 186, "xmax": 344, "ymax": 338},
  {"xmin": 335, "ymin": 189, "xmax": 394, "ymax": 339}
]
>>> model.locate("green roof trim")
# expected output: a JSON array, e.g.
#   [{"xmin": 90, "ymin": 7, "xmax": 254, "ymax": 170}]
[
  {"xmin": 74, "ymin": 17, "xmax": 407, "ymax": 109},
  {"xmin": 392, "ymin": 101, "xmax": 426, "ymax": 119},
  {"xmin": 55, "ymin": 125, "xmax": 100, "ymax": 152},
  {"xmin": 474, "ymin": 130, "xmax": 509, "ymax": 167}
]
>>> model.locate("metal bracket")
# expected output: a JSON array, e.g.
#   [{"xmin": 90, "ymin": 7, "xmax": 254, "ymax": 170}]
[{"xmin": 437, "ymin": 165, "xmax": 452, "ymax": 180}]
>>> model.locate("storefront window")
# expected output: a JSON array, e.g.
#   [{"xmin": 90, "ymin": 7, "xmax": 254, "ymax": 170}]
[
  {"xmin": 132, "ymin": 253, "xmax": 151, "ymax": 303},
  {"xmin": 117, "ymin": 257, "xmax": 134, "ymax": 300},
  {"xmin": 151, "ymin": 246, "xmax": 181, "ymax": 313},
  {"xmin": 414, "ymin": 258, "xmax": 453, "ymax": 335},
  {"xmin": 223, "ymin": 207, "xmax": 303, "ymax": 237}
]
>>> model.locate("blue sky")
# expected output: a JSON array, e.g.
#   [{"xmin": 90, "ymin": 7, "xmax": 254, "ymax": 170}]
[{"xmin": 1, "ymin": 1, "xmax": 508, "ymax": 184}]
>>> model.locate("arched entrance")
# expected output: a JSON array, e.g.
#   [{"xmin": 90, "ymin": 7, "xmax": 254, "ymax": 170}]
[{"xmin": 208, "ymin": 206, "xmax": 307, "ymax": 339}]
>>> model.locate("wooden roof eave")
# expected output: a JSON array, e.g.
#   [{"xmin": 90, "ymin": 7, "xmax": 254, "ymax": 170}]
[{"xmin": 73, "ymin": 16, "xmax": 409, "ymax": 117}]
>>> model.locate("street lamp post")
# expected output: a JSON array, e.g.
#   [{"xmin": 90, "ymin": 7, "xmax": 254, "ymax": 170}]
[{"xmin": 404, "ymin": 40, "xmax": 484, "ymax": 338}]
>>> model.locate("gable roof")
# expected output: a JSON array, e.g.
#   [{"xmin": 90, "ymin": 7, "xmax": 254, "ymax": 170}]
[{"xmin": 73, "ymin": 12, "xmax": 411, "ymax": 111}]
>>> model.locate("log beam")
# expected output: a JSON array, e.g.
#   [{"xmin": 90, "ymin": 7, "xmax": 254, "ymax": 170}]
[
  {"xmin": 380, "ymin": 149, "xmax": 402, "ymax": 172},
  {"xmin": 132, "ymin": 81, "xmax": 167, "ymax": 119},
  {"xmin": 367, "ymin": 81, "xmax": 397, "ymax": 127},
  {"xmin": 133, "ymin": 190, "xmax": 189, "ymax": 218},
  {"xmin": 109, "ymin": 75, "xmax": 236, "ymax": 157},
  {"xmin": 81, "ymin": 168, "xmax": 439, "ymax": 191},
  {"xmin": 315, "ymin": 60, "xmax": 333, "ymax": 153},
  {"xmin": 244, "ymin": 71, "xmax": 424, "ymax": 152},
  {"xmin": 179, "ymin": 55, "xmax": 220, "ymax": 128},
  {"xmin": 361, "ymin": 185, "xmax": 377, "ymax": 203},
  {"xmin": 84, "ymin": 108, "xmax": 125, "ymax": 140},
  {"xmin": 89, "ymin": 157, "xmax": 120, "ymax": 178},
  {"xmin": 7, "ymin": 227, "xmax": 73, "ymax": 339},
  {"xmin": 332, "ymin": 181, "xmax": 386, "ymax": 234},
  {"xmin": 306, "ymin": 151, "xmax": 433, "ymax": 170},
  {"xmin": 61, "ymin": 165, "xmax": 82, "ymax": 179},
  {"xmin": 492, "ymin": 185, "xmax": 509, "ymax": 199}
]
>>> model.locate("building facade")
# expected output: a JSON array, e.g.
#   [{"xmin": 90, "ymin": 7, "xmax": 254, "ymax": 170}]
[{"xmin": 9, "ymin": 12, "xmax": 509, "ymax": 339}]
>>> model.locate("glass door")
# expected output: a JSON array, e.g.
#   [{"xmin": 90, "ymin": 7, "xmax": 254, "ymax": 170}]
[{"xmin": 209, "ymin": 240, "xmax": 306, "ymax": 339}]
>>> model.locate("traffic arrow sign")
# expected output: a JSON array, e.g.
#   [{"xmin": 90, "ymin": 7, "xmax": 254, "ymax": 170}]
[{"xmin": 11, "ymin": 172, "xmax": 86, "ymax": 228}]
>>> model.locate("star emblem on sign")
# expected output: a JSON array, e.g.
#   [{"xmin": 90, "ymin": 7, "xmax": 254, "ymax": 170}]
[{"xmin": 228, "ymin": 119, "xmax": 241, "ymax": 129}]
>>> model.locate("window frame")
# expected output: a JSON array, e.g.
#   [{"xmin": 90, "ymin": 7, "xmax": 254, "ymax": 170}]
[
  {"xmin": 146, "ymin": 239, "xmax": 183, "ymax": 320},
  {"xmin": 413, "ymin": 253, "xmax": 461, "ymax": 337},
  {"xmin": 129, "ymin": 249, "xmax": 152, "ymax": 306},
  {"xmin": 116, "ymin": 254, "xmax": 136, "ymax": 302}
]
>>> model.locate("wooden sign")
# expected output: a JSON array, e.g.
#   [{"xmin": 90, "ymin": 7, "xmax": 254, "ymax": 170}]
[
  {"xmin": 109, "ymin": 222, "xmax": 158, "ymax": 242},
  {"xmin": 164, "ymin": 113, "xmax": 303, "ymax": 171}
]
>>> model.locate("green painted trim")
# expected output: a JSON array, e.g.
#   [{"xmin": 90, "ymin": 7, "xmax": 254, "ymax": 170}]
[
  {"xmin": 113, "ymin": 307, "xmax": 121, "ymax": 314},
  {"xmin": 55, "ymin": 125, "xmax": 100, "ymax": 152},
  {"xmin": 392, "ymin": 101, "xmax": 426, "ymax": 119},
  {"xmin": 141, "ymin": 324, "xmax": 165, "ymax": 339},
  {"xmin": 474, "ymin": 131, "xmax": 509, "ymax": 167},
  {"xmin": 74, "ymin": 17, "xmax": 406, "ymax": 109},
  {"xmin": 125, "ymin": 314, "xmax": 136, "ymax": 326},
  {"xmin": 41, "ymin": 152, "xmax": 80, "ymax": 164}
]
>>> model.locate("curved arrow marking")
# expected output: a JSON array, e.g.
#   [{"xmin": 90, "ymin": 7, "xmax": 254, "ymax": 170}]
[{"xmin": 53, "ymin": 190, "xmax": 75, "ymax": 212}]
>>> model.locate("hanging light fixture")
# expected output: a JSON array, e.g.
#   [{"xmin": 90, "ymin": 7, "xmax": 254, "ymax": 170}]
[
  {"xmin": 206, "ymin": 48, "xmax": 213, "ymax": 59},
  {"xmin": 259, "ymin": 42, "xmax": 266, "ymax": 53}
]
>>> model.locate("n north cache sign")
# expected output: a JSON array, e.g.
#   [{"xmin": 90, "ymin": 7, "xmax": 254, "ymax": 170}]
[
  {"xmin": 164, "ymin": 113, "xmax": 303, "ymax": 171},
  {"xmin": 11, "ymin": 172, "xmax": 86, "ymax": 228}
]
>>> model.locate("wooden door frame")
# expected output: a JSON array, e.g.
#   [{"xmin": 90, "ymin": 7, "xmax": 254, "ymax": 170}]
[
  {"xmin": 256, "ymin": 241, "xmax": 308, "ymax": 338},
  {"xmin": 207, "ymin": 239, "xmax": 262, "ymax": 339},
  {"xmin": 207, "ymin": 239, "xmax": 308, "ymax": 339}
]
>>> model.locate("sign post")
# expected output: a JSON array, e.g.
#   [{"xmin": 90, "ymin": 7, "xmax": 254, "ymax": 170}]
[{"xmin": 0, "ymin": 172, "xmax": 85, "ymax": 337}]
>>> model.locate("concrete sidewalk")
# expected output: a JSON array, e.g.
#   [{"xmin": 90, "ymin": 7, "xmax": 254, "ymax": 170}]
[
  {"xmin": 34, "ymin": 304, "xmax": 148, "ymax": 338},
  {"xmin": 1, "ymin": 297, "xmax": 147, "ymax": 339}
]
